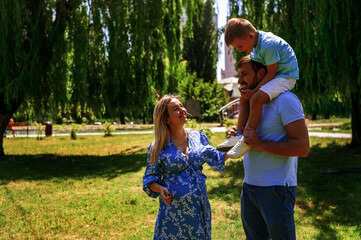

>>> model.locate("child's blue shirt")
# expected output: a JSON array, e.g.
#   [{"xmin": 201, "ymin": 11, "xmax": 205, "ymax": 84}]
[{"xmin": 251, "ymin": 30, "xmax": 299, "ymax": 80}]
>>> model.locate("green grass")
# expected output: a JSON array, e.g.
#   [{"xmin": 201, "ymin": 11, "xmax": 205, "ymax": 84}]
[
  {"xmin": 306, "ymin": 117, "xmax": 351, "ymax": 124},
  {"xmin": 1, "ymin": 133, "xmax": 361, "ymax": 239}
]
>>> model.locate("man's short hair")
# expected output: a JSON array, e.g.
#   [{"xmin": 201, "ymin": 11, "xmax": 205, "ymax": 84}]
[
  {"xmin": 237, "ymin": 55, "xmax": 267, "ymax": 74},
  {"xmin": 225, "ymin": 18, "xmax": 256, "ymax": 46}
]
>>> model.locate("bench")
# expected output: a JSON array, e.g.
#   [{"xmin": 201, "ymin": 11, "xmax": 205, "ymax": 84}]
[{"xmin": 6, "ymin": 122, "xmax": 29, "ymax": 137}]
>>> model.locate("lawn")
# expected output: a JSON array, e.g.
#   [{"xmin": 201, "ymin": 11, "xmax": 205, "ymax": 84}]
[{"xmin": 1, "ymin": 133, "xmax": 361, "ymax": 239}]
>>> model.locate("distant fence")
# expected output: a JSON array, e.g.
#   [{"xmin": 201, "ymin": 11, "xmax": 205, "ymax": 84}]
[{"xmin": 218, "ymin": 98, "xmax": 240, "ymax": 126}]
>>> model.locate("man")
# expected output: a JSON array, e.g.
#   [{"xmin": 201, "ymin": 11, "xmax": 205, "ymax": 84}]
[{"xmin": 229, "ymin": 55, "xmax": 309, "ymax": 239}]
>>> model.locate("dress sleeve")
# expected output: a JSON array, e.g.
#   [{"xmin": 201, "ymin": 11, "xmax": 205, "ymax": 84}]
[
  {"xmin": 143, "ymin": 144, "xmax": 162, "ymax": 198},
  {"xmin": 199, "ymin": 132, "xmax": 226, "ymax": 171}
]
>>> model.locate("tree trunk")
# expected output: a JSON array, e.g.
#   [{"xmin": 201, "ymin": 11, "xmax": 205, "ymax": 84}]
[
  {"xmin": 351, "ymin": 88, "xmax": 361, "ymax": 148},
  {"xmin": 0, "ymin": 94, "xmax": 21, "ymax": 157},
  {"xmin": 0, "ymin": 113, "xmax": 13, "ymax": 157}
]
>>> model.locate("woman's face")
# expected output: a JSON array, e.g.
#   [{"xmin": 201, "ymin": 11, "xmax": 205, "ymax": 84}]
[{"xmin": 166, "ymin": 98, "xmax": 188, "ymax": 128}]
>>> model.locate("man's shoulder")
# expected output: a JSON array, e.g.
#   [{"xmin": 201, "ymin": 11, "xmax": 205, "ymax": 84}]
[{"xmin": 269, "ymin": 91, "xmax": 302, "ymax": 110}]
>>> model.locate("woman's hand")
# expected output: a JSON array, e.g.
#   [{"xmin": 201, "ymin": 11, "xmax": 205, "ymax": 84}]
[
  {"xmin": 150, "ymin": 182, "xmax": 173, "ymax": 204},
  {"xmin": 160, "ymin": 187, "xmax": 173, "ymax": 204},
  {"xmin": 227, "ymin": 126, "xmax": 244, "ymax": 139}
]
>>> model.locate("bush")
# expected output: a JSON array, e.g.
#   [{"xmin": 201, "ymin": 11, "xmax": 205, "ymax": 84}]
[
  {"xmin": 103, "ymin": 122, "xmax": 114, "ymax": 137},
  {"xmin": 177, "ymin": 69, "xmax": 228, "ymax": 122},
  {"xmin": 185, "ymin": 119, "xmax": 214, "ymax": 140},
  {"xmin": 185, "ymin": 119, "xmax": 198, "ymax": 129},
  {"xmin": 36, "ymin": 123, "xmax": 44, "ymax": 140},
  {"xmin": 339, "ymin": 122, "xmax": 351, "ymax": 130},
  {"xmin": 199, "ymin": 127, "xmax": 214, "ymax": 140},
  {"xmin": 224, "ymin": 119, "xmax": 237, "ymax": 128},
  {"xmin": 70, "ymin": 124, "xmax": 81, "ymax": 140}
]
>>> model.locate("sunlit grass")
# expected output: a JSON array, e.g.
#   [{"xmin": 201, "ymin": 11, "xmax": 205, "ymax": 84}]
[{"xmin": 1, "ymin": 133, "xmax": 361, "ymax": 239}]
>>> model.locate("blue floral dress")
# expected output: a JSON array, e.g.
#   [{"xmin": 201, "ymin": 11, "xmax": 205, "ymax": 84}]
[{"xmin": 143, "ymin": 131, "xmax": 225, "ymax": 240}]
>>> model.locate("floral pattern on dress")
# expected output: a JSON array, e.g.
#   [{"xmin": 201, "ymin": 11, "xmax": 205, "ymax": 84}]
[{"xmin": 143, "ymin": 131, "xmax": 225, "ymax": 240}]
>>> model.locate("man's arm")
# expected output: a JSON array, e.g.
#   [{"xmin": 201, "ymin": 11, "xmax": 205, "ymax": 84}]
[{"xmin": 243, "ymin": 119, "xmax": 310, "ymax": 157}]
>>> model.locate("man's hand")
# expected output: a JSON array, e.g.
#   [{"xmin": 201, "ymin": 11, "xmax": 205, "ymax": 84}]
[
  {"xmin": 243, "ymin": 126, "xmax": 260, "ymax": 147},
  {"xmin": 240, "ymin": 89, "xmax": 255, "ymax": 101}
]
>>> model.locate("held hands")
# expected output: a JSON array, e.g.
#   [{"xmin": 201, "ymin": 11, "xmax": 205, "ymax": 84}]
[
  {"xmin": 160, "ymin": 186, "xmax": 173, "ymax": 204},
  {"xmin": 227, "ymin": 126, "xmax": 261, "ymax": 148}
]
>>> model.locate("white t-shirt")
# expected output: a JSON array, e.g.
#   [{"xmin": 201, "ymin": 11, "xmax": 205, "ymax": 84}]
[{"xmin": 243, "ymin": 91, "xmax": 305, "ymax": 187}]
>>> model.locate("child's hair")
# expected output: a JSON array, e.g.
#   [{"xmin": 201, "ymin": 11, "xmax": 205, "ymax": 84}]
[
  {"xmin": 225, "ymin": 18, "xmax": 256, "ymax": 47},
  {"xmin": 150, "ymin": 94, "xmax": 177, "ymax": 164}
]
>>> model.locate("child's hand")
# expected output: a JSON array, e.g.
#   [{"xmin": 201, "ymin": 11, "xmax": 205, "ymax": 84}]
[{"xmin": 240, "ymin": 89, "xmax": 255, "ymax": 101}]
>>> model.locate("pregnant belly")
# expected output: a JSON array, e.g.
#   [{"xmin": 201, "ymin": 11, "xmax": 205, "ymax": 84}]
[{"xmin": 164, "ymin": 180, "xmax": 200, "ymax": 202}]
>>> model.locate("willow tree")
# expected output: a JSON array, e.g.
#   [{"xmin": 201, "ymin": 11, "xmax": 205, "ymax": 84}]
[
  {"xmin": 0, "ymin": 0, "xmax": 74, "ymax": 156},
  {"xmin": 103, "ymin": 0, "xmax": 182, "ymax": 122},
  {"xmin": 229, "ymin": 0, "xmax": 361, "ymax": 147},
  {"xmin": 182, "ymin": 0, "xmax": 219, "ymax": 83},
  {"xmin": 0, "ymin": 0, "xmax": 190, "ymax": 156},
  {"xmin": 163, "ymin": 0, "xmax": 182, "ymax": 93}
]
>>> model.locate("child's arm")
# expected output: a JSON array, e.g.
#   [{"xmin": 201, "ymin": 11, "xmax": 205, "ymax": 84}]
[{"xmin": 240, "ymin": 62, "xmax": 278, "ymax": 100}]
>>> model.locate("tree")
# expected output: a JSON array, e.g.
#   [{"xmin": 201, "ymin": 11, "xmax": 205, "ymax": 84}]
[
  {"xmin": 229, "ymin": 0, "xmax": 361, "ymax": 147},
  {"xmin": 0, "ymin": 0, "xmax": 184, "ymax": 156},
  {"xmin": 0, "ymin": 0, "xmax": 74, "ymax": 156},
  {"xmin": 183, "ymin": 0, "xmax": 219, "ymax": 83}
]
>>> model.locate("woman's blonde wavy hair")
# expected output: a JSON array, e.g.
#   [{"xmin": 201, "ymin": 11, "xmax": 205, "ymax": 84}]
[{"xmin": 150, "ymin": 94, "xmax": 178, "ymax": 164}]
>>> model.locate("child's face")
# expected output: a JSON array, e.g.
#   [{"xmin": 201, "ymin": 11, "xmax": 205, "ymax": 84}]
[{"xmin": 230, "ymin": 35, "xmax": 255, "ymax": 53}]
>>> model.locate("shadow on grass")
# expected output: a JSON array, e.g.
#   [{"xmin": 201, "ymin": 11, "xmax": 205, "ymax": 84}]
[
  {"xmin": 207, "ymin": 159, "xmax": 244, "ymax": 203},
  {"xmin": 297, "ymin": 143, "xmax": 361, "ymax": 239},
  {"xmin": 0, "ymin": 153, "xmax": 147, "ymax": 184}
]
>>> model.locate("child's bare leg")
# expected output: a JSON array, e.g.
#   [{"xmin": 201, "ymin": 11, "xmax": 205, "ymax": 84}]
[
  {"xmin": 226, "ymin": 98, "xmax": 252, "ymax": 158},
  {"xmin": 247, "ymin": 90, "xmax": 270, "ymax": 129},
  {"xmin": 228, "ymin": 90, "xmax": 270, "ymax": 158},
  {"xmin": 237, "ymin": 98, "xmax": 250, "ymax": 132}
]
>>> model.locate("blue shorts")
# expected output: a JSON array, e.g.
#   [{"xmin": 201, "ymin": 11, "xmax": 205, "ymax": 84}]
[{"xmin": 241, "ymin": 182, "xmax": 297, "ymax": 240}]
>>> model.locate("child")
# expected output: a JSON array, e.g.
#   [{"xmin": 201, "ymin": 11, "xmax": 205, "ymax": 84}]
[{"xmin": 217, "ymin": 18, "xmax": 299, "ymax": 158}]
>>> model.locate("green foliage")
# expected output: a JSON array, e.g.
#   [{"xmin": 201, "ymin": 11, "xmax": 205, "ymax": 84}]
[
  {"xmin": 182, "ymin": 0, "xmax": 219, "ymax": 83},
  {"xmin": 224, "ymin": 118, "xmax": 237, "ymax": 128},
  {"xmin": 177, "ymin": 71, "xmax": 228, "ymax": 122},
  {"xmin": 199, "ymin": 127, "xmax": 214, "ymax": 140},
  {"xmin": 103, "ymin": 122, "xmax": 114, "ymax": 137},
  {"xmin": 70, "ymin": 124, "xmax": 81, "ymax": 140},
  {"xmin": 36, "ymin": 124, "xmax": 45, "ymax": 141},
  {"xmin": 229, "ymin": 0, "xmax": 361, "ymax": 146},
  {"xmin": 185, "ymin": 119, "xmax": 214, "ymax": 140},
  {"xmin": 185, "ymin": 119, "xmax": 198, "ymax": 129},
  {"xmin": 339, "ymin": 122, "xmax": 352, "ymax": 131}
]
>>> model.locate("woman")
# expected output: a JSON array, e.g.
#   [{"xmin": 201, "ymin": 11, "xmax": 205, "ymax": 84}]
[{"xmin": 143, "ymin": 94, "xmax": 227, "ymax": 240}]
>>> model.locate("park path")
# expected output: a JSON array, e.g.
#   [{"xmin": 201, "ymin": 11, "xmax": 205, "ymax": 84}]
[
  {"xmin": 210, "ymin": 127, "xmax": 351, "ymax": 138},
  {"xmin": 5, "ymin": 126, "xmax": 351, "ymax": 139}
]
